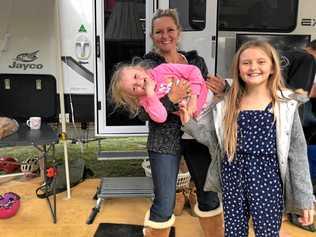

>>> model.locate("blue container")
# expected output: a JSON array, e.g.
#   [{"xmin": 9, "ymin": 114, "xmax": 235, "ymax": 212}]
[{"xmin": 307, "ymin": 145, "xmax": 316, "ymax": 179}]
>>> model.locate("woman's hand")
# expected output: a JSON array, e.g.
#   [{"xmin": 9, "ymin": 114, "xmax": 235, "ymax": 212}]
[
  {"xmin": 206, "ymin": 75, "xmax": 226, "ymax": 95},
  {"xmin": 168, "ymin": 77, "xmax": 191, "ymax": 104},
  {"xmin": 298, "ymin": 209, "xmax": 314, "ymax": 225}
]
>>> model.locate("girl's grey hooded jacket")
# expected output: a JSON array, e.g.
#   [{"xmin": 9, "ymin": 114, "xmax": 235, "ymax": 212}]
[{"xmin": 182, "ymin": 90, "xmax": 315, "ymax": 214}]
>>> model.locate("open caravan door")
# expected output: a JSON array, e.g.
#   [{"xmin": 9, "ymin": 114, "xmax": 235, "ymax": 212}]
[
  {"xmin": 95, "ymin": 0, "xmax": 147, "ymax": 136},
  {"xmin": 95, "ymin": 0, "xmax": 217, "ymax": 136}
]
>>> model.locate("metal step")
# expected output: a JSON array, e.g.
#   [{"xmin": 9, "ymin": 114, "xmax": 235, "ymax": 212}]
[
  {"xmin": 98, "ymin": 177, "xmax": 154, "ymax": 198},
  {"xmin": 97, "ymin": 151, "xmax": 148, "ymax": 160}
]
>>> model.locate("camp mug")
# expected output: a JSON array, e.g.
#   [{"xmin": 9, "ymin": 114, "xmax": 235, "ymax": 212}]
[{"xmin": 26, "ymin": 117, "xmax": 41, "ymax": 129}]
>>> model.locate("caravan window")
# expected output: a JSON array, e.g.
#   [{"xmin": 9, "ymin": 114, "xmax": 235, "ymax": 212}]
[
  {"xmin": 170, "ymin": 0, "xmax": 206, "ymax": 31},
  {"xmin": 218, "ymin": 0, "xmax": 298, "ymax": 32}
]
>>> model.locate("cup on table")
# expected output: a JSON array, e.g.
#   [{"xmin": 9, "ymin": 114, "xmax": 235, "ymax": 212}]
[{"xmin": 26, "ymin": 117, "xmax": 41, "ymax": 130}]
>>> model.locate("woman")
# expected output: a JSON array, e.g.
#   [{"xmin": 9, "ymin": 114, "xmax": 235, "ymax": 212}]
[{"xmin": 142, "ymin": 9, "xmax": 226, "ymax": 237}]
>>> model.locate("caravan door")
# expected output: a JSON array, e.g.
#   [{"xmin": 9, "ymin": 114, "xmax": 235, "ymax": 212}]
[
  {"xmin": 95, "ymin": 0, "xmax": 147, "ymax": 136},
  {"xmin": 95, "ymin": 0, "xmax": 217, "ymax": 136}
]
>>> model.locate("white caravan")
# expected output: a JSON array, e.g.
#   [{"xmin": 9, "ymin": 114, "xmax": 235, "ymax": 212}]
[{"xmin": 0, "ymin": 0, "xmax": 315, "ymax": 137}]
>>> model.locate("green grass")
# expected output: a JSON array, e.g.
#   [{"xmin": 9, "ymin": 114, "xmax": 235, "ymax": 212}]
[{"xmin": 0, "ymin": 137, "xmax": 148, "ymax": 178}]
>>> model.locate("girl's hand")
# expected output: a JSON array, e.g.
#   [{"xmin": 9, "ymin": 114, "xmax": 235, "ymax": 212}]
[
  {"xmin": 298, "ymin": 209, "xmax": 314, "ymax": 225},
  {"xmin": 179, "ymin": 100, "xmax": 191, "ymax": 124},
  {"xmin": 187, "ymin": 95, "xmax": 197, "ymax": 117},
  {"xmin": 144, "ymin": 77, "xmax": 156, "ymax": 97},
  {"xmin": 168, "ymin": 77, "xmax": 191, "ymax": 104},
  {"xmin": 206, "ymin": 75, "xmax": 226, "ymax": 95}
]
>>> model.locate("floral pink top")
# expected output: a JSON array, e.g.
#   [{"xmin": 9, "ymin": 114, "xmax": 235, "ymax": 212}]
[{"xmin": 139, "ymin": 63, "xmax": 208, "ymax": 123}]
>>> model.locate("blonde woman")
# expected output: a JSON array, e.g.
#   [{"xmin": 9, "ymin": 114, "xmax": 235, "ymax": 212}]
[{"xmin": 140, "ymin": 9, "xmax": 226, "ymax": 237}]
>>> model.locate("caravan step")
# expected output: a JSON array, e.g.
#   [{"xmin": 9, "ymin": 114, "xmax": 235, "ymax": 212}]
[
  {"xmin": 97, "ymin": 151, "xmax": 148, "ymax": 160},
  {"xmin": 98, "ymin": 177, "xmax": 154, "ymax": 198}
]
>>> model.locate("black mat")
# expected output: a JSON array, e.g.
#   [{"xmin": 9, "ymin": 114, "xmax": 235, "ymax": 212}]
[{"xmin": 94, "ymin": 223, "xmax": 175, "ymax": 237}]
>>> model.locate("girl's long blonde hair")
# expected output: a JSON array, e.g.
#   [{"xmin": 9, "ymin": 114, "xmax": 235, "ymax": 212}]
[{"xmin": 223, "ymin": 40, "xmax": 286, "ymax": 160}]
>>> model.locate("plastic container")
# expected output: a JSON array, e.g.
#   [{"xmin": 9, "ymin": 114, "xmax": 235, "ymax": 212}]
[{"xmin": 0, "ymin": 192, "xmax": 20, "ymax": 219}]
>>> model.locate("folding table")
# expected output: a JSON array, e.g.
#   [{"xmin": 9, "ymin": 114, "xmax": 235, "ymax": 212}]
[{"xmin": 0, "ymin": 123, "xmax": 59, "ymax": 223}]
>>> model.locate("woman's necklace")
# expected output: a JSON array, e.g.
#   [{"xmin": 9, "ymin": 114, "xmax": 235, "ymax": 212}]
[
  {"xmin": 178, "ymin": 53, "xmax": 188, "ymax": 64},
  {"xmin": 165, "ymin": 53, "xmax": 188, "ymax": 64}
]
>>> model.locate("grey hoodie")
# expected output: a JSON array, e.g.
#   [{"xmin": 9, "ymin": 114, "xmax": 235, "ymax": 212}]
[{"xmin": 182, "ymin": 90, "xmax": 315, "ymax": 214}]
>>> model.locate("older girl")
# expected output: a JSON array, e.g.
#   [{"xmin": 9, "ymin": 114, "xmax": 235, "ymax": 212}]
[{"xmin": 181, "ymin": 40, "xmax": 315, "ymax": 236}]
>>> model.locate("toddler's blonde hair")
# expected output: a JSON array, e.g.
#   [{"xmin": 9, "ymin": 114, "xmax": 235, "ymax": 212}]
[{"xmin": 109, "ymin": 63, "xmax": 143, "ymax": 117}]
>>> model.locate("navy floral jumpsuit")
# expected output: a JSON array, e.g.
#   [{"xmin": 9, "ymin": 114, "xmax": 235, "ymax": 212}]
[{"xmin": 221, "ymin": 104, "xmax": 283, "ymax": 237}]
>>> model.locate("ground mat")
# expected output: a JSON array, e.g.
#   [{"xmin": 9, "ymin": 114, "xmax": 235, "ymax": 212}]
[{"xmin": 94, "ymin": 223, "xmax": 176, "ymax": 237}]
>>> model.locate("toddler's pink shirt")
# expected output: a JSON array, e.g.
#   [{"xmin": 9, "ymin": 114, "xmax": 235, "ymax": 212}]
[{"xmin": 139, "ymin": 63, "xmax": 208, "ymax": 123}]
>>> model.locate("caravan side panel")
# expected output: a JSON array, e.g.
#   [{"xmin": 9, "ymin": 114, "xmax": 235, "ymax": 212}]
[{"xmin": 0, "ymin": 0, "xmax": 57, "ymax": 76}]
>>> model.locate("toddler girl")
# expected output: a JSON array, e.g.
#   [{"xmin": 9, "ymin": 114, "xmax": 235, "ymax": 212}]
[{"xmin": 110, "ymin": 62, "xmax": 211, "ymax": 123}]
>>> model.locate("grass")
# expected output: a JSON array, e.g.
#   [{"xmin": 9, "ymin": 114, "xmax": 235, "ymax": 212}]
[{"xmin": 0, "ymin": 137, "xmax": 148, "ymax": 178}]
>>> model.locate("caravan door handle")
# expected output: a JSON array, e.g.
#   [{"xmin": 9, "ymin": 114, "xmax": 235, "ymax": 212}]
[
  {"xmin": 139, "ymin": 18, "xmax": 146, "ymax": 33},
  {"xmin": 211, "ymin": 36, "xmax": 216, "ymax": 58},
  {"xmin": 96, "ymin": 35, "xmax": 100, "ymax": 58}
]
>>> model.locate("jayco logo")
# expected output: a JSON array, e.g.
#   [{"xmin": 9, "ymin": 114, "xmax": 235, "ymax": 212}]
[{"xmin": 9, "ymin": 50, "xmax": 43, "ymax": 70}]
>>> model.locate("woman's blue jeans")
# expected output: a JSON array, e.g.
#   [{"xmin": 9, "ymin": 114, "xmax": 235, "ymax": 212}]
[{"xmin": 148, "ymin": 151, "xmax": 180, "ymax": 222}]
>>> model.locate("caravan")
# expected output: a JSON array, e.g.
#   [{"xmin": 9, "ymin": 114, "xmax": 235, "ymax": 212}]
[{"xmin": 0, "ymin": 0, "xmax": 315, "ymax": 136}]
